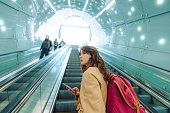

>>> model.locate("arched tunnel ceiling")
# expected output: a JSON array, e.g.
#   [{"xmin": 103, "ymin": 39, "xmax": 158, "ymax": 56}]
[
  {"xmin": 35, "ymin": 0, "xmax": 113, "ymax": 28},
  {"xmin": 1, "ymin": 0, "xmax": 169, "ymax": 36},
  {"xmin": 33, "ymin": 0, "xmax": 170, "ymax": 36}
]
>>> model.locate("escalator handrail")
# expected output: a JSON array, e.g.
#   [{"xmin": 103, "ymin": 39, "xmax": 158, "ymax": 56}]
[
  {"xmin": 97, "ymin": 47, "xmax": 170, "ymax": 73},
  {"xmin": 104, "ymin": 59, "xmax": 170, "ymax": 108},
  {"xmin": 0, "ymin": 47, "xmax": 40, "ymax": 57},
  {"xmin": 98, "ymin": 47, "xmax": 170, "ymax": 100},
  {"xmin": 43, "ymin": 48, "xmax": 72, "ymax": 113},
  {"xmin": 0, "ymin": 45, "xmax": 69, "ymax": 92}
]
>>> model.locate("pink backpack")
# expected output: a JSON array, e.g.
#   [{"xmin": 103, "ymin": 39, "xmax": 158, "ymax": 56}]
[{"xmin": 107, "ymin": 73, "xmax": 146, "ymax": 113}]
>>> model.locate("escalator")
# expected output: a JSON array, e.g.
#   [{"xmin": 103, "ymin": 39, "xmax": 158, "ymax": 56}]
[
  {"xmin": 0, "ymin": 46, "xmax": 70, "ymax": 113},
  {"xmin": 1, "ymin": 45, "xmax": 168, "ymax": 113},
  {"xmin": 0, "ymin": 59, "xmax": 50, "ymax": 112},
  {"xmin": 54, "ymin": 46, "xmax": 169, "ymax": 113},
  {"xmin": 54, "ymin": 46, "xmax": 82, "ymax": 113}
]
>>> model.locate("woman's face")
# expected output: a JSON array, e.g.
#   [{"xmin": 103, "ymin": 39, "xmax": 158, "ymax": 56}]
[{"xmin": 79, "ymin": 50, "xmax": 91, "ymax": 65}]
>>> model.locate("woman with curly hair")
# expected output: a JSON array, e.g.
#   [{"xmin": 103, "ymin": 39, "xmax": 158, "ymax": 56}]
[{"xmin": 70, "ymin": 46, "xmax": 111, "ymax": 113}]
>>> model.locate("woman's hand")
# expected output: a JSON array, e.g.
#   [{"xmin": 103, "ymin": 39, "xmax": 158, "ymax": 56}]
[
  {"xmin": 73, "ymin": 87, "xmax": 80, "ymax": 95},
  {"xmin": 67, "ymin": 87, "xmax": 79, "ymax": 95}
]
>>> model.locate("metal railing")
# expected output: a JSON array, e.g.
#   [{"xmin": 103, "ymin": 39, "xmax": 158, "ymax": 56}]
[{"xmin": 98, "ymin": 47, "xmax": 170, "ymax": 109}]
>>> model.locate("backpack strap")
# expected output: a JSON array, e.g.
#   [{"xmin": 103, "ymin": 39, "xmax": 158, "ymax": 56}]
[{"xmin": 112, "ymin": 75, "xmax": 140, "ymax": 113}]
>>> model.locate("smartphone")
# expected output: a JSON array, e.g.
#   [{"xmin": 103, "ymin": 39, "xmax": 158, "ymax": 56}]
[{"xmin": 63, "ymin": 83, "xmax": 76, "ymax": 94}]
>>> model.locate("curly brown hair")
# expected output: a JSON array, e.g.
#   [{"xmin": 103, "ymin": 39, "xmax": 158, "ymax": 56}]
[{"xmin": 79, "ymin": 46, "xmax": 111, "ymax": 82}]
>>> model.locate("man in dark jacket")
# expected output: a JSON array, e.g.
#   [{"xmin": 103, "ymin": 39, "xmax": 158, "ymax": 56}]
[{"xmin": 39, "ymin": 35, "xmax": 52, "ymax": 59}]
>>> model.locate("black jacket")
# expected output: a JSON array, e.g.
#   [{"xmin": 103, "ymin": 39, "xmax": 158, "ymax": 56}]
[{"xmin": 40, "ymin": 39, "xmax": 52, "ymax": 50}]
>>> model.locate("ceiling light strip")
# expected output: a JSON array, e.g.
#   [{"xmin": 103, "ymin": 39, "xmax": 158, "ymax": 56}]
[
  {"xmin": 46, "ymin": 0, "xmax": 57, "ymax": 13},
  {"xmin": 45, "ymin": 0, "xmax": 62, "ymax": 19},
  {"xmin": 88, "ymin": 0, "xmax": 116, "ymax": 23},
  {"xmin": 68, "ymin": 0, "xmax": 72, "ymax": 16},
  {"xmin": 81, "ymin": 0, "xmax": 89, "ymax": 17}
]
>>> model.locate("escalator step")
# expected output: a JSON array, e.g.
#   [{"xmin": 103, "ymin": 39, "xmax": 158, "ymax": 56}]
[
  {"xmin": 63, "ymin": 77, "xmax": 82, "ymax": 83},
  {"xmin": 55, "ymin": 47, "xmax": 80, "ymax": 113},
  {"xmin": 58, "ymin": 90, "xmax": 75, "ymax": 99},
  {"xmin": 54, "ymin": 112, "xmax": 78, "ymax": 113},
  {"xmin": 0, "ymin": 100, "xmax": 9, "ymax": 111},
  {"xmin": 64, "ymin": 73, "xmax": 82, "ymax": 77},
  {"xmin": 0, "ymin": 91, "xmax": 8, "ymax": 101},
  {"xmin": 133, "ymin": 87, "xmax": 139, "ymax": 94},
  {"xmin": 65, "ymin": 69, "xmax": 82, "ymax": 73},
  {"xmin": 139, "ymin": 95, "xmax": 151, "ymax": 103},
  {"xmin": 67, "ymin": 64, "xmax": 80, "ymax": 66},
  {"xmin": 7, "ymin": 83, "xmax": 29, "ymax": 91},
  {"xmin": 61, "ymin": 83, "xmax": 81, "ymax": 90},
  {"xmin": 55, "ymin": 100, "xmax": 77, "ymax": 112},
  {"xmin": 66, "ymin": 66, "xmax": 81, "ymax": 69},
  {"xmin": 15, "ymin": 77, "xmax": 35, "ymax": 83},
  {"xmin": 0, "ymin": 90, "xmax": 21, "ymax": 101},
  {"xmin": 152, "ymin": 106, "xmax": 168, "ymax": 113}
]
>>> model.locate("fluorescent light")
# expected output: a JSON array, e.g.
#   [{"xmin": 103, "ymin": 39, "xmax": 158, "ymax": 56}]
[
  {"xmin": 105, "ymin": 0, "xmax": 116, "ymax": 10},
  {"xmin": 141, "ymin": 35, "xmax": 145, "ymax": 40},
  {"xmin": 137, "ymin": 26, "xmax": 141, "ymax": 31},
  {"xmin": 157, "ymin": 0, "xmax": 164, "ymax": 5},
  {"xmin": 114, "ymin": 10, "xmax": 117, "ymax": 14},
  {"xmin": 131, "ymin": 38, "xmax": 135, "ymax": 42},
  {"xmin": 45, "ymin": 0, "xmax": 60, "ymax": 16},
  {"xmin": 159, "ymin": 39, "xmax": 165, "ymax": 44},
  {"xmin": 119, "ymin": 27, "xmax": 122, "ymax": 31},
  {"xmin": 12, "ymin": 0, "xmax": 16, "ymax": 2},
  {"xmin": 0, "ymin": 20, "xmax": 3, "ymax": 25},
  {"xmin": 81, "ymin": 0, "xmax": 89, "ymax": 17},
  {"xmin": 128, "ymin": 11, "xmax": 132, "ymax": 16},
  {"xmin": 88, "ymin": 0, "xmax": 116, "ymax": 23},
  {"xmin": 29, "ymin": 5, "xmax": 32, "ymax": 8},
  {"xmin": 131, "ymin": 7, "xmax": 135, "ymax": 12},
  {"xmin": 68, "ymin": 0, "xmax": 71, "ymax": 7},
  {"xmin": 68, "ymin": 0, "xmax": 72, "ymax": 16},
  {"xmin": 1, "ymin": 26, "xmax": 6, "ymax": 31}
]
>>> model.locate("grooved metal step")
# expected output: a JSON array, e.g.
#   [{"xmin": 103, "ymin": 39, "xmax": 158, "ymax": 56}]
[
  {"xmin": 55, "ymin": 46, "xmax": 81, "ymax": 113},
  {"xmin": 55, "ymin": 100, "xmax": 77, "ymax": 112},
  {"xmin": 63, "ymin": 77, "xmax": 82, "ymax": 83},
  {"xmin": 61, "ymin": 83, "xmax": 81, "ymax": 90},
  {"xmin": 64, "ymin": 73, "xmax": 82, "ymax": 77}
]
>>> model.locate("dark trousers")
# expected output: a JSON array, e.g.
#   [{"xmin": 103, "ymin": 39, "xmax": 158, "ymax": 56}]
[
  {"xmin": 39, "ymin": 49, "xmax": 49, "ymax": 59},
  {"xmin": 54, "ymin": 46, "xmax": 57, "ymax": 51}
]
